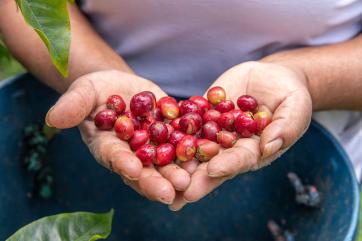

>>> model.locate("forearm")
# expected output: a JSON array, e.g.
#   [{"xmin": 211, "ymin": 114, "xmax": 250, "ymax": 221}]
[
  {"xmin": 0, "ymin": 1, "xmax": 132, "ymax": 93},
  {"xmin": 262, "ymin": 35, "xmax": 362, "ymax": 111}
]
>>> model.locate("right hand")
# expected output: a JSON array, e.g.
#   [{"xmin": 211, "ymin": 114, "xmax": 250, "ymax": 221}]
[{"xmin": 46, "ymin": 70, "xmax": 191, "ymax": 204}]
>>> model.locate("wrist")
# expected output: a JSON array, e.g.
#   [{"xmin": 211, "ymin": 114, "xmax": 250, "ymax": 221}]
[{"xmin": 260, "ymin": 52, "xmax": 322, "ymax": 111}]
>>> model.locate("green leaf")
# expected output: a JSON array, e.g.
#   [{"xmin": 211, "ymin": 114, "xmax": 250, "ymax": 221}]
[
  {"xmin": 0, "ymin": 41, "xmax": 25, "ymax": 79},
  {"xmin": 0, "ymin": 42, "xmax": 11, "ymax": 61},
  {"xmin": 6, "ymin": 209, "xmax": 114, "ymax": 241},
  {"xmin": 15, "ymin": 0, "xmax": 71, "ymax": 77}
]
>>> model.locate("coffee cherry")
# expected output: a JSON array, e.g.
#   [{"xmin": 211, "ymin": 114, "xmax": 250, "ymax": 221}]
[
  {"xmin": 169, "ymin": 130, "xmax": 186, "ymax": 146},
  {"xmin": 114, "ymin": 115, "xmax": 135, "ymax": 141},
  {"xmin": 237, "ymin": 95, "xmax": 258, "ymax": 113},
  {"xmin": 149, "ymin": 121, "xmax": 169, "ymax": 144},
  {"xmin": 214, "ymin": 100, "xmax": 235, "ymax": 113},
  {"xmin": 129, "ymin": 130, "xmax": 150, "ymax": 151},
  {"xmin": 207, "ymin": 86, "xmax": 226, "ymax": 105},
  {"xmin": 196, "ymin": 139, "xmax": 220, "ymax": 162},
  {"xmin": 254, "ymin": 111, "xmax": 272, "ymax": 134},
  {"xmin": 155, "ymin": 143, "xmax": 176, "ymax": 166},
  {"xmin": 176, "ymin": 135, "xmax": 197, "ymax": 162},
  {"xmin": 94, "ymin": 109, "xmax": 117, "ymax": 130},
  {"xmin": 106, "ymin": 95, "xmax": 126, "ymax": 115},
  {"xmin": 202, "ymin": 121, "xmax": 221, "ymax": 142},
  {"xmin": 203, "ymin": 109, "xmax": 221, "ymax": 123},
  {"xmin": 179, "ymin": 112, "xmax": 203, "ymax": 135},
  {"xmin": 179, "ymin": 100, "xmax": 203, "ymax": 116},
  {"xmin": 158, "ymin": 96, "xmax": 179, "ymax": 120},
  {"xmin": 130, "ymin": 91, "xmax": 156, "ymax": 117},
  {"xmin": 216, "ymin": 131, "xmax": 238, "ymax": 148},
  {"xmin": 142, "ymin": 91, "xmax": 157, "ymax": 107},
  {"xmin": 189, "ymin": 96, "xmax": 211, "ymax": 113},
  {"xmin": 234, "ymin": 113, "xmax": 257, "ymax": 138},
  {"xmin": 218, "ymin": 112, "xmax": 235, "ymax": 131},
  {"xmin": 136, "ymin": 144, "xmax": 156, "ymax": 166},
  {"xmin": 161, "ymin": 102, "xmax": 180, "ymax": 120}
]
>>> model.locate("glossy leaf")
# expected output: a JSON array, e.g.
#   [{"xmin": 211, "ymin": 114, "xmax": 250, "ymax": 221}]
[
  {"xmin": 6, "ymin": 209, "xmax": 114, "ymax": 241},
  {"xmin": 15, "ymin": 0, "xmax": 71, "ymax": 76}
]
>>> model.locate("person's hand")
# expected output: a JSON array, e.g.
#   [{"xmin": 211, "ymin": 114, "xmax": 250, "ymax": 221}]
[
  {"xmin": 170, "ymin": 61, "xmax": 312, "ymax": 210},
  {"xmin": 46, "ymin": 70, "xmax": 191, "ymax": 204}
]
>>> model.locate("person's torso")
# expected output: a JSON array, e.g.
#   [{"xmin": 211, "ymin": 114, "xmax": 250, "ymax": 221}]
[{"xmin": 81, "ymin": 0, "xmax": 362, "ymax": 96}]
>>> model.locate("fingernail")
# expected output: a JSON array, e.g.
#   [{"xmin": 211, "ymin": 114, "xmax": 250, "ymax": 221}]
[
  {"xmin": 168, "ymin": 205, "xmax": 181, "ymax": 212},
  {"xmin": 262, "ymin": 138, "xmax": 283, "ymax": 159},
  {"xmin": 121, "ymin": 172, "xmax": 139, "ymax": 181},
  {"xmin": 45, "ymin": 106, "xmax": 55, "ymax": 127},
  {"xmin": 158, "ymin": 197, "xmax": 173, "ymax": 205},
  {"xmin": 183, "ymin": 197, "xmax": 196, "ymax": 203},
  {"xmin": 208, "ymin": 170, "xmax": 227, "ymax": 178},
  {"xmin": 168, "ymin": 206, "xmax": 177, "ymax": 211}
]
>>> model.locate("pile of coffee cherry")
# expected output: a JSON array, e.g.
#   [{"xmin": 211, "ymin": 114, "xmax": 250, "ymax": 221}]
[{"xmin": 94, "ymin": 86, "xmax": 272, "ymax": 167}]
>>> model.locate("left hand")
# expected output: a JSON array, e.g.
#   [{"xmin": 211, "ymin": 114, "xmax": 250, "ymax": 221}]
[{"xmin": 170, "ymin": 61, "xmax": 313, "ymax": 211}]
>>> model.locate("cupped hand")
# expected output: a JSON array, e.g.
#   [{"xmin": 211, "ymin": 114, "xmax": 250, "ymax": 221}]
[
  {"xmin": 170, "ymin": 61, "xmax": 313, "ymax": 210},
  {"xmin": 46, "ymin": 70, "xmax": 191, "ymax": 204}
]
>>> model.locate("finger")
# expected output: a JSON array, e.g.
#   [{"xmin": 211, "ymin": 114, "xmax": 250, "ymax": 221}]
[
  {"xmin": 260, "ymin": 89, "xmax": 312, "ymax": 160},
  {"xmin": 178, "ymin": 159, "xmax": 199, "ymax": 174},
  {"xmin": 157, "ymin": 164, "xmax": 191, "ymax": 191},
  {"xmin": 86, "ymin": 129, "xmax": 143, "ymax": 180},
  {"xmin": 46, "ymin": 77, "xmax": 96, "ymax": 129},
  {"xmin": 138, "ymin": 167, "xmax": 176, "ymax": 204},
  {"xmin": 168, "ymin": 159, "xmax": 200, "ymax": 211},
  {"xmin": 168, "ymin": 192, "xmax": 187, "ymax": 211},
  {"xmin": 207, "ymin": 137, "xmax": 261, "ymax": 178},
  {"xmin": 183, "ymin": 163, "xmax": 228, "ymax": 203},
  {"xmin": 122, "ymin": 167, "xmax": 175, "ymax": 204},
  {"xmin": 122, "ymin": 167, "xmax": 176, "ymax": 204}
]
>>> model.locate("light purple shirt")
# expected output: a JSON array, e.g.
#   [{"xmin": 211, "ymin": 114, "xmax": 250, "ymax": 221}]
[{"xmin": 81, "ymin": 0, "xmax": 362, "ymax": 179}]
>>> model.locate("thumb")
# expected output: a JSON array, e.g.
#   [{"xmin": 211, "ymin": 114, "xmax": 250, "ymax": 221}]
[
  {"xmin": 260, "ymin": 89, "xmax": 312, "ymax": 161},
  {"xmin": 45, "ymin": 79, "xmax": 97, "ymax": 129}
]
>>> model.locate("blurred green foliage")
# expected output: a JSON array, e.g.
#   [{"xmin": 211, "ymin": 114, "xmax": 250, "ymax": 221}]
[
  {"xmin": 0, "ymin": 42, "xmax": 24, "ymax": 80},
  {"xmin": 358, "ymin": 191, "xmax": 362, "ymax": 241}
]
